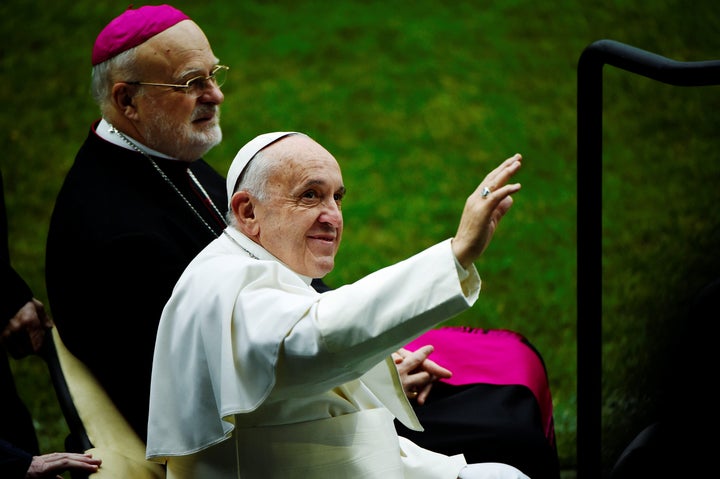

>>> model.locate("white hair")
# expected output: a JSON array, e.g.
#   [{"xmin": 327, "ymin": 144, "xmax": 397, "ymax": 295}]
[
  {"xmin": 90, "ymin": 47, "xmax": 142, "ymax": 117},
  {"xmin": 225, "ymin": 149, "xmax": 285, "ymax": 225}
]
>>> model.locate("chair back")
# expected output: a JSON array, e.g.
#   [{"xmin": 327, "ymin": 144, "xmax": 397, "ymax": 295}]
[{"xmin": 40, "ymin": 327, "xmax": 166, "ymax": 479}]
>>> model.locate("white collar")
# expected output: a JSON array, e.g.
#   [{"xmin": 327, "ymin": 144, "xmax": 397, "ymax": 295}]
[
  {"xmin": 222, "ymin": 227, "xmax": 314, "ymax": 287},
  {"xmin": 95, "ymin": 118, "xmax": 176, "ymax": 160}
]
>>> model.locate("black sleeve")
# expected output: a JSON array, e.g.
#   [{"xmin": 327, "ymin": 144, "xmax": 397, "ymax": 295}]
[
  {"xmin": 0, "ymin": 439, "xmax": 32, "ymax": 479},
  {"xmin": 0, "ymin": 168, "xmax": 34, "ymax": 326}
]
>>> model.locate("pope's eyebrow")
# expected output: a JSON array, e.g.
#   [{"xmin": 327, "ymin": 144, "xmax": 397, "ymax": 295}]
[
  {"xmin": 300, "ymin": 179, "xmax": 337, "ymax": 189},
  {"xmin": 296, "ymin": 179, "xmax": 345, "ymax": 197}
]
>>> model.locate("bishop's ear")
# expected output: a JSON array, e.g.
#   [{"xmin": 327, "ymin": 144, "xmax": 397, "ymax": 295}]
[{"xmin": 112, "ymin": 83, "xmax": 139, "ymax": 118}]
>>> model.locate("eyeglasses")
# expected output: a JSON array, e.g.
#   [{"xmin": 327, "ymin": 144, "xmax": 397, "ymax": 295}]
[{"xmin": 126, "ymin": 65, "xmax": 229, "ymax": 96}]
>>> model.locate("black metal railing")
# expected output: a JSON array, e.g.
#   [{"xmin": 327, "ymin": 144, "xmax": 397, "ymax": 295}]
[{"xmin": 576, "ymin": 39, "xmax": 720, "ymax": 478}]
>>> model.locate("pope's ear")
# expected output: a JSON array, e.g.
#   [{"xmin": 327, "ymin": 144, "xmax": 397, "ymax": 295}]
[{"xmin": 231, "ymin": 191, "xmax": 258, "ymax": 235}]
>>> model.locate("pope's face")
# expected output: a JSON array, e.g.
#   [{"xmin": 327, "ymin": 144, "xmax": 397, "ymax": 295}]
[{"xmin": 253, "ymin": 136, "xmax": 345, "ymax": 278}]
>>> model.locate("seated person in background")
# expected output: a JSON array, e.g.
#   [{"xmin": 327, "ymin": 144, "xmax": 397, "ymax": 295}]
[
  {"xmin": 44, "ymin": 4, "xmax": 230, "ymax": 443},
  {"xmin": 146, "ymin": 131, "xmax": 528, "ymax": 478},
  {"xmin": 1, "ymin": 168, "xmax": 102, "ymax": 478}
]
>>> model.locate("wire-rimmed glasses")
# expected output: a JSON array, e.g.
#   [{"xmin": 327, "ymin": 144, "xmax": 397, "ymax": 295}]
[{"xmin": 126, "ymin": 65, "xmax": 229, "ymax": 97}]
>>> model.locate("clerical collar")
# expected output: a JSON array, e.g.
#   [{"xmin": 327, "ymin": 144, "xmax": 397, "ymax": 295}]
[
  {"xmin": 95, "ymin": 118, "xmax": 176, "ymax": 160},
  {"xmin": 222, "ymin": 227, "xmax": 314, "ymax": 287}
]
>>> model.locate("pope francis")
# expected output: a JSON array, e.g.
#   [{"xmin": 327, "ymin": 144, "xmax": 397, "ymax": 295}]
[{"xmin": 146, "ymin": 131, "xmax": 529, "ymax": 479}]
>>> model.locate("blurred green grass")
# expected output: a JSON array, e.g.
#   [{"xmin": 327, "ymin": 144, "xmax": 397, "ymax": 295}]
[{"xmin": 2, "ymin": 0, "xmax": 719, "ymax": 475}]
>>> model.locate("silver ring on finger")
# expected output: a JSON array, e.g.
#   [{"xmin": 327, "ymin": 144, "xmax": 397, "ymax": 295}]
[{"xmin": 481, "ymin": 186, "xmax": 491, "ymax": 198}]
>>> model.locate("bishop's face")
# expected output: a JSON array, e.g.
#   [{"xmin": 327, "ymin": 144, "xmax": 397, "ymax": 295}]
[{"xmin": 132, "ymin": 20, "xmax": 224, "ymax": 161}]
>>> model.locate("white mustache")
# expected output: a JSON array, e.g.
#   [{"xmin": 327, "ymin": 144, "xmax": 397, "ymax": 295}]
[{"xmin": 192, "ymin": 105, "xmax": 219, "ymax": 122}]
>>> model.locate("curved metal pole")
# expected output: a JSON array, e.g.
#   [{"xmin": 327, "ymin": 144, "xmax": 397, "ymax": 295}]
[{"xmin": 576, "ymin": 39, "xmax": 720, "ymax": 479}]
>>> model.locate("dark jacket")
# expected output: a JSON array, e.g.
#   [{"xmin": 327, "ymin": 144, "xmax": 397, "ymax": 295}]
[
  {"xmin": 1, "ymin": 168, "xmax": 38, "ymax": 478},
  {"xmin": 45, "ymin": 122, "xmax": 227, "ymax": 441}
]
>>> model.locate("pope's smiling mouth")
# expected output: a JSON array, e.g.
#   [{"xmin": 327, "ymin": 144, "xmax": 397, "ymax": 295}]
[
  {"xmin": 307, "ymin": 233, "xmax": 338, "ymax": 252},
  {"xmin": 309, "ymin": 235, "xmax": 335, "ymax": 244}
]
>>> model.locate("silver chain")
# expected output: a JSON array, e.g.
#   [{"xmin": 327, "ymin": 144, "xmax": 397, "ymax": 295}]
[
  {"xmin": 187, "ymin": 169, "xmax": 227, "ymax": 222},
  {"xmin": 222, "ymin": 230, "xmax": 259, "ymax": 259},
  {"xmin": 108, "ymin": 125, "xmax": 228, "ymax": 237}
]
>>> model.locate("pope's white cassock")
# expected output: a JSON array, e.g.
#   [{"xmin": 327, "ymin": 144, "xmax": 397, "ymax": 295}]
[{"xmin": 146, "ymin": 225, "xmax": 483, "ymax": 479}]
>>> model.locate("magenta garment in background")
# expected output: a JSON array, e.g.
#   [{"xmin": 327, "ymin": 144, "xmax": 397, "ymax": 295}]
[{"xmin": 404, "ymin": 327, "xmax": 554, "ymax": 443}]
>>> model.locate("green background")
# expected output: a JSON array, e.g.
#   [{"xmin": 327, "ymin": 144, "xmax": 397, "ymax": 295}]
[{"xmin": 2, "ymin": 1, "xmax": 719, "ymax": 477}]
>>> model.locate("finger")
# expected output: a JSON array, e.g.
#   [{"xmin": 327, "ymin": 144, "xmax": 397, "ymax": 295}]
[
  {"xmin": 29, "ymin": 328, "xmax": 46, "ymax": 353},
  {"xmin": 405, "ymin": 371, "xmax": 432, "ymax": 391},
  {"xmin": 416, "ymin": 382, "xmax": 434, "ymax": 405},
  {"xmin": 482, "ymin": 154, "xmax": 522, "ymax": 190},
  {"xmin": 410, "ymin": 345, "xmax": 434, "ymax": 362},
  {"xmin": 5, "ymin": 316, "xmax": 23, "ymax": 334},
  {"xmin": 392, "ymin": 347, "xmax": 412, "ymax": 363},
  {"xmin": 43, "ymin": 452, "xmax": 101, "ymax": 467},
  {"xmin": 399, "ymin": 345, "xmax": 433, "ymax": 372},
  {"xmin": 421, "ymin": 356, "xmax": 452, "ymax": 379},
  {"xmin": 476, "ymin": 156, "xmax": 522, "ymax": 200}
]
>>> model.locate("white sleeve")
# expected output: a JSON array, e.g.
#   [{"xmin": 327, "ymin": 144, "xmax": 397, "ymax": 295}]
[
  {"xmin": 276, "ymin": 239, "xmax": 480, "ymax": 395},
  {"xmin": 458, "ymin": 463, "xmax": 531, "ymax": 479}
]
